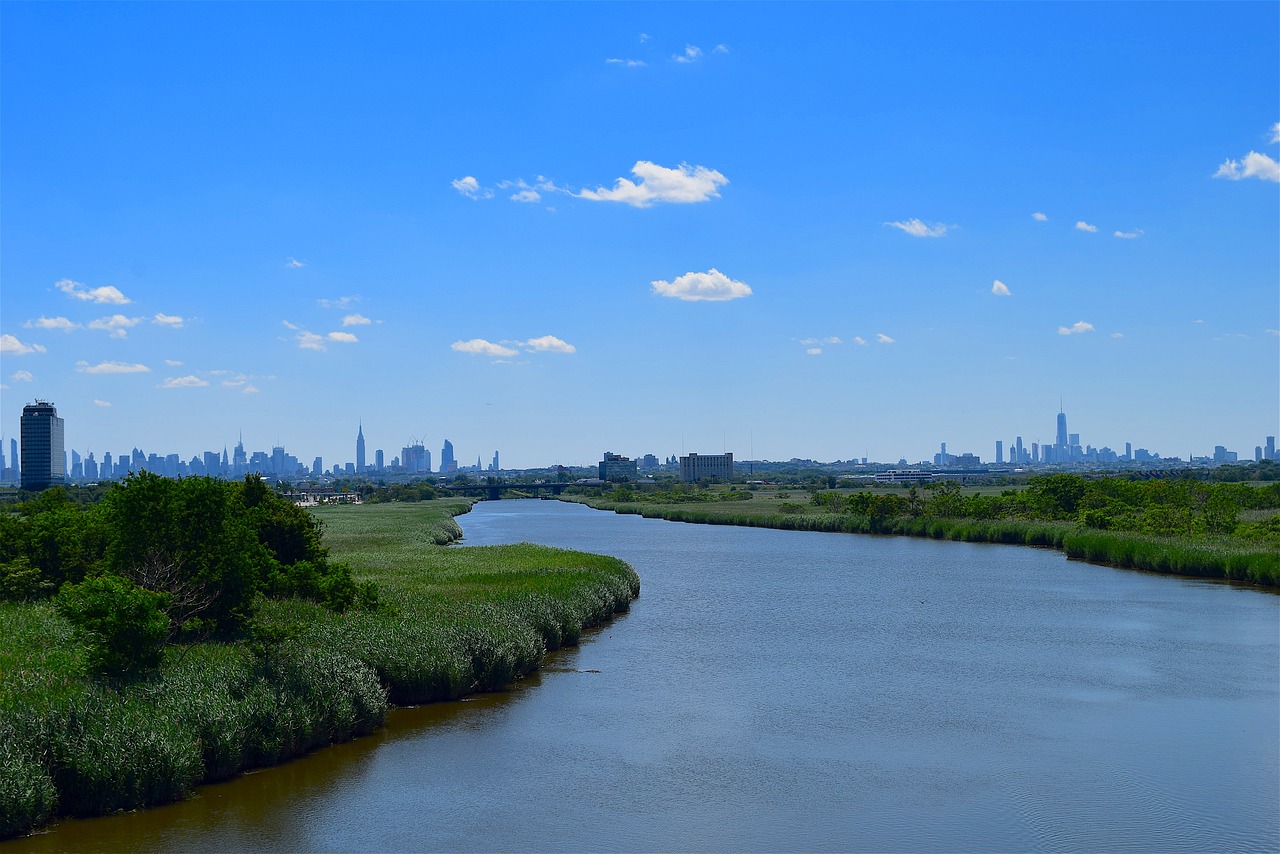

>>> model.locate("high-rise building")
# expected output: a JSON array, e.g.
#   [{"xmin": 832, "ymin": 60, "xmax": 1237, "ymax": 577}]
[
  {"xmin": 20, "ymin": 400, "xmax": 66, "ymax": 491},
  {"xmin": 441, "ymin": 439, "xmax": 456, "ymax": 473},
  {"xmin": 71, "ymin": 449, "xmax": 82, "ymax": 479},
  {"xmin": 10, "ymin": 438, "xmax": 18, "ymax": 477},
  {"xmin": 490, "ymin": 451, "xmax": 500, "ymax": 472},
  {"xmin": 1056, "ymin": 410, "xmax": 1068, "ymax": 449},
  {"xmin": 375, "ymin": 449, "xmax": 385, "ymax": 470},
  {"xmin": 1267, "ymin": 436, "xmax": 1276, "ymax": 461},
  {"xmin": 356, "ymin": 423, "xmax": 366, "ymax": 473},
  {"xmin": 679, "ymin": 452, "xmax": 733, "ymax": 483},
  {"xmin": 995, "ymin": 440, "xmax": 1003, "ymax": 464},
  {"xmin": 233, "ymin": 434, "xmax": 248, "ymax": 476}
]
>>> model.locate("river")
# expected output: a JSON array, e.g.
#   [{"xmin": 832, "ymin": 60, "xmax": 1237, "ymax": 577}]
[{"xmin": 17, "ymin": 499, "xmax": 1279, "ymax": 852}]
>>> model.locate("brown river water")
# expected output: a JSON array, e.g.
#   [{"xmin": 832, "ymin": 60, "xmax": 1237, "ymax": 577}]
[{"xmin": 10, "ymin": 499, "xmax": 1278, "ymax": 852}]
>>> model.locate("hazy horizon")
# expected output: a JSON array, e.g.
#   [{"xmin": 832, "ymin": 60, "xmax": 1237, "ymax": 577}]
[{"xmin": 3, "ymin": 4, "xmax": 1277, "ymax": 470}]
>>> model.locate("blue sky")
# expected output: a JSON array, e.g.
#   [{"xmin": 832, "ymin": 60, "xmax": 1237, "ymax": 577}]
[{"xmin": 2, "ymin": 2, "xmax": 1277, "ymax": 470}]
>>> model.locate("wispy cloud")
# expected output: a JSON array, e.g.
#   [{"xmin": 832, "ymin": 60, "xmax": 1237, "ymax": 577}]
[
  {"xmin": 159, "ymin": 375, "xmax": 209, "ymax": 389},
  {"xmin": 1, "ymin": 334, "xmax": 46, "ymax": 355},
  {"xmin": 806, "ymin": 348, "xmax": 823, "ymax": 356},
  {"xmin": 651, "ymin": 268, "xmax": 752, "ymax": 302},
  {"xmin": 452, "ymin": 338, "xmax": 519, "ymax": 358},
  {"xmin": 1075, "ymin": 221, "xmax": 1098, "ymax": 233},
  {"xmin": 991, "ymin": 279, "xmax": 1012, "ymax": 297},
  {"xmin": 451, "ymin": 176, "xmax": 494, "ymax": 200},
  {"xmin": 577, "ymin": 161, "xmax": 728, "ymax": 207},
  {"xmin": 1271, "ymin": 122, "xmax": 1280, "ymax": 144},
  {"xmin": 713, "ymin": 44, "xmax": 730, "ymax": 54},
  {"xmin": 1031, "ymin": 212, "xmax": 1048, "ymax": 222},
  {"xmin": 286, "ymin": 257, "xmax": 305, "ymax": 269},
  {"xmin": 799, "ymin": 337, "xmax": 842, "ymax": 346},
  {"xmin": 673, "ymin": 44, "xmax": 703, "ymax": 63},
  {"xmin": 295, "ymin": 329, "xmax": 325, "ymax": 351},
  {"xmin": 317, "ymin": 296, "xmax": 359, "ymax": 310},
  {"xmin": 75, "ymin": 360, "xmax": 150, "ymax": 374},
  {"xmin": 884, "ymin": 218, "xmax": 948, "ymax": 238},
  {"xmin": 605, "ymin": 58, "xmax": 647, "ymax": 67},
  {"xmin": 1214, "ymin": 151, "xmax": 1280, "ymax": 182},
  {"xmin": 93, "ymin": 399, "xmax": 112, "ymax": 407},
  {"xmin": 56, "ymin": 278, "xmax": 131, "ymax": 305},
  {"xmin": 341, "ymin": 314, "xmax": 372, "ymax": 326},
  {"xmin": 1266, "ymin": 328, "xmax": 1279, "ymax": 336},
  {"xmin": 327, "ymin": 331, "xmax": 358, "ymax": 344},
  {"xmin": 876, "ymin": 333, "xmax": 895, "ymax": 344},
  {"xmin": 1111, "ymin": 332, "xmax": 1125, "ymax": 338},
  {"xmin": 152, "ymin": 313, "xmax": 185, "ymax": 328},
  {"xmin": 87, "ymin": 314, "xmax": 143, "ymax": 338},
  {"xmin": 1058, "ymin": 321, "xmax": 1095, "ymax": 335},
  {"xmin": 511, "ymin": 188, "xmax": 541, "ymax": 203},
  {"xmin": 853, "ymin": 336, "xmax": 868, "ymax": 346},
  {"xmin": 164, "ymin": 359, "xmax": 184, "ymax": 366},
  {"xmin": 522, "ymin": 335, "xmax": 576, "ymax": 353},
  {"xmin": 1113, "ymin": 229, "xmax": 1143, "ymax": 239},
  {"xmin": 24, "ymin": 316, "xmax": 78, "ymax": 332},
  {"xmin": 11, "ymin": 370, "xmax": 33, "ymax": 383}
]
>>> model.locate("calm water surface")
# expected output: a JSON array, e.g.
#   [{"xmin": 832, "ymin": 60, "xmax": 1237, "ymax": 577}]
[{"xmin": 17, "ymin": 499, "xmax": 1279, "ymax": 852}]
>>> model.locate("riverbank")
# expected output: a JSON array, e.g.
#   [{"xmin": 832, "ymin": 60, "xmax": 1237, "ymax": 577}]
[
  {"xmin": 0, "ymin": 499, "xmax": 639, "ymax": 839},
  {"xmin": 563, "ymin": 494, "xmax": 1280, "ymax": 588}
]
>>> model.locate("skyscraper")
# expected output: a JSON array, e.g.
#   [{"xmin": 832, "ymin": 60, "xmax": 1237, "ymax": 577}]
[
  {"xmin": 20, "ymin": 400, "xmax": 65, "ymax": 491},
  {"xmin": 356, "ymin": 423, "xmax": 366, "ymax": 473},
  {"xmin": 441, "ymin": 439, "xmax": 456, "ymax": 473}
]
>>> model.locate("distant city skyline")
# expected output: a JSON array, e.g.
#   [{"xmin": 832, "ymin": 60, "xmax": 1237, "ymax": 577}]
[
  {"xmin": 2, "ymin": 403, "xmax": 1274, "ymax": 485},
  {"xmin": 2, "ymin": 5, "xmax": 1275, "ymax": 468}
]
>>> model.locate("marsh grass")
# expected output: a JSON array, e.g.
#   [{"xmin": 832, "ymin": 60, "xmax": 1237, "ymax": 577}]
[
  {"xmin": 1, "ymin": 499, "xmax": 639, "ymax": 838},
  {"xmin": 570, "ymin": 496, "xmax": 1278, "ymax": 587}
]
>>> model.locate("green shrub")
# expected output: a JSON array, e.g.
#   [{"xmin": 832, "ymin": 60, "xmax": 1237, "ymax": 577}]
[{"xmin": 55, "ymin": 576, "xmax": 170, "ymax": 677}]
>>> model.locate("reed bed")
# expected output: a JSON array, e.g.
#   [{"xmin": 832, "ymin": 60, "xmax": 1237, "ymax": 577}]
[
  {"xmin": 571, "ymin": 496, "xmax": 1278, "ymax": 588},
  {"xmin": 1, "ymin": 500, "xmax": 639, "ymax": 838}
]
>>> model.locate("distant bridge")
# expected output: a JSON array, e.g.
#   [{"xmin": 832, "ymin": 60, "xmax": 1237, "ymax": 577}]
[{"xmin": 442, "ymin": 482, "xmax": 571, "ymax": 501}]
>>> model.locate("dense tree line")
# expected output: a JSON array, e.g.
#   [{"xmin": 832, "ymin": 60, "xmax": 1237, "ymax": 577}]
[{"xmin": 0, "ymin": 473, "xmax": 375, "ymax": 676}]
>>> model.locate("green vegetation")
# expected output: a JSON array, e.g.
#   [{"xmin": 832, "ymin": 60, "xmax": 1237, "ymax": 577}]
[
  {"xmin": 569, "ymin": 474, "xmax": 1280, "ymax": 587},
  {"xmin": 0, "ymin": 487, "xmax": 638, "ymax": 839}
]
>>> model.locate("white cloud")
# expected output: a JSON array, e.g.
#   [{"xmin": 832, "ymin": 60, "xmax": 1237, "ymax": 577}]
[
  {"xmin": 713, "ymin": 44, "xmax": 730, "ymax": 54},
  {"xmin": 577, "ymin": 161, "xmax": 728, "ymax": 207},
  {"xmin": 1075, "ymin": 221, "xmax": 1098, "ymax": 233},
  {"xmin": 876, "ymin": 333, "xmax": 895, "ymax": 344},
  {"xmin": 1266, "ymin": 328, "xmax": 1279, "ymax": 336},
  {"xmin": 452, "ymin": 338, "xmax": 519, "ymax": 358},
  {"xmin": 75, "ymin": 360, "xmax": 150, "ymax": 374},
  {"xmin": 1214, "ymin": 151, "xmax": 1280, "ymax": 182},
  {"xmin": 853, "ymin": 336, "xmax": 868, "ymax": 346},
  {"xmin": 317, "ymin": 296, "xmax": 358, "ymax": 309},
  {"xmin": 1058, "ymin": 321, "xmax": 1095, "ymax": 335},
  {"xmin": 1031, "ymin": 212, "xmax": 1048, "ymax": 222},
  {"xmin": 1113, "ymin": 229, "xmax": 1143, "ymax": 239},
  {"xmin": 806, "ymin": 348, "xmax": 823, "ymax": 356},
  {"xmin": 1111, "ymin": 332, "xmax": 1125, "ymax": 338},
  {"xmin": 451, "ymin": 176, "xmax": 493, "ymax": 199},
  {"xmin": 0, "ymin": 334, "xmax": 46, "ymax": 355},
  {"xmin": 884, "ymin": 218, "xmax": 948, "ymax": 238},
  {"xmin": 296, "ymin": 331, "xmax": 326, "ymax": 351},
  {"xmin": 341, "ymin": 314, "xmax": 372, "ymax": 326},
  {"xmin": 11, "ymin": 370, "xmax": 33, "ymax": 382},
  {"xmin": 605, "ymin": 58, "xmax": 647, "ymax": 67},
  {"xmin": 327, "ymin": 331, "xmax": 358, "ymax": 344},
  {"xmin": 93, "ymin": 399, "xmax": 112, "ymax": 407},
  {"xmin": 651, "ymin": 268, "xmax": 752, "ymax": 302},
  {"xmin": 159, "ymin": 375, "xmax": 209, "ymax": 389},
  {"xmin": 510, "ymin": 189, "xmax": 541, "ymax": 203},
  {"xmin": 242, "ymin": 385, "xmax": 260, "ymax": 394},
  {"xmin": 153, "ymin": 313, "xmax": 185, "ymax": 328},
  {"xmin": 523, "ymin": 335, "xmax": 576, "ymax": 353},
  {"xmin": 87, "ymin": 314, "xmax": 143, "ymax": 338},
  {"xmin": 639, "ymin": 33, "xmax": 651, "ymax": 42},
  {"xmin": 1271, "ymin": 122, "xmax": 1280, "ymax": 144},
  {"xmin": 992, "ymin": 279, "xmax": 1012, "ymax": 297},
  {"xmin": 164, "ymin": 359, "xmax": 183, "ymax": 366},
  {"xmin": 673, "ymin": 44, "xmax": 703, "ymax": 63},
  {"xmin": 286, "ymin": 257, "xmax": 305, "ymax": 269},
  {"xmin": 24, "ymin": 316, "xmax": 78, "ymax": 332},
  {"xmin": 56, "ymin": 278, "xmax": 131, "ymax": 305},
  {"xmin": 799, "ymin": 337, "xmax": 842, "ymax": 346}
]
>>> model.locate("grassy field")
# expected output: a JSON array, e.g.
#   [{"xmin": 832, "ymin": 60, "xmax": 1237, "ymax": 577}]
[{"xmin": 1, "ymin": 499, "xmax": 638, "ymax": 838}]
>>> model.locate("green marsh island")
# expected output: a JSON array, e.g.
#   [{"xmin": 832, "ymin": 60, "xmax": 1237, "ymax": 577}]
[{"xmin": 0, "ymin": 475, "xmax": 639, "ymax": 838}]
